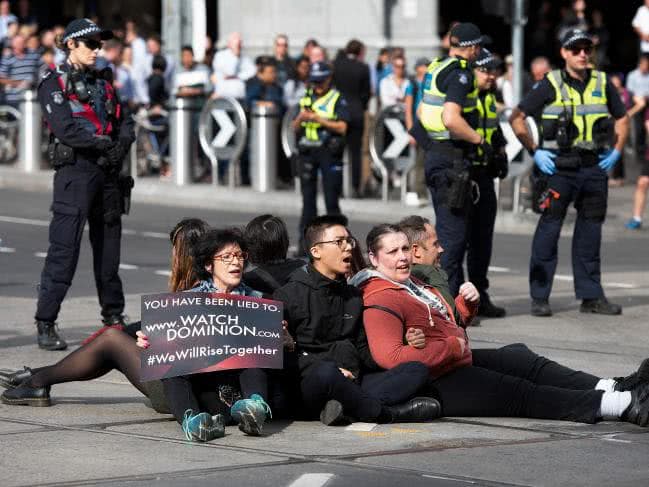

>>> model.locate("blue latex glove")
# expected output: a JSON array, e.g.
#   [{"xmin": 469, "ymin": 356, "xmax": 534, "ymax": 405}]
[
  {"xmin": 533, "ymin": 149, "xmax": 557, "ymax": 175},
  {"xmin": 598, "ymin": 148, "xmax": 621, "ymax": 172}
]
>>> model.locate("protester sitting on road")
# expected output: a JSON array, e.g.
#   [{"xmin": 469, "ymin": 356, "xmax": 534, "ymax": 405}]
[
  {"xmin": 242, "ymin": 214, "xmax": 305, "ymax": 295},
  {"xmin": 273, "ymin": 215, "xmax": 441, "ymax": 426},
  {"xmin": 140, "ymin": 228, "xmax": 290, "ymax": 439},
  {"xmin": 351, "ymin": 224, "xmax": 649, "ymax": 427},
  {"xmin": 0, "ymin": 219, "xmax": 226, "ymax": 433}
]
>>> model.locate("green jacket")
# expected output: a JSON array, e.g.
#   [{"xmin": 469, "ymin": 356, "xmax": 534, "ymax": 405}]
[{"xmin": 411, "ymin": 263, "xmax": 463, "ymax": 326}]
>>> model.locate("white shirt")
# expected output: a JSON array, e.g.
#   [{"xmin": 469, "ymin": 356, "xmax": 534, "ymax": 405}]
[
  {"xmin": 626, "ymin": 68, "xmax": 649, "ymax": 98},
  {"xmin": 172, "ymin": 63, "xmax": 211, "ymax": 96},
  {"xmin": 379, "ymin": 74, "xmax": 411, "ymax": 108},
  {"xmin": 633, "ymin": 5, "xmax": 649, "ymax": 53},
  {"xmin": 211, "ymin": 48, "xmax": 255, "ymax": 100},
  {"xmin": 130, "ymin": 36, "xmax": 149, "ymax": 104}
]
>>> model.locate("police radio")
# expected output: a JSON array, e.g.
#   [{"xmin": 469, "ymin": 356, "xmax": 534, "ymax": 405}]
[{"xmin": 69, "ymin": 70, "xmax": 90, "ymax": 103}]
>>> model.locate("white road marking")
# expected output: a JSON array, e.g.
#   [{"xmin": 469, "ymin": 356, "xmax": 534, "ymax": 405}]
[
  {"xmin": 122, "ymin": 229, "xmax": 137, "ymax": 235},
  {"xmin": 488, "ymin": 266, "xmax": 511, "ymax": 273},
  {"xmin": 605, "ymin": 282, "xmax": 635, "ymax": 289},
  {"xmin": 34, "ymin": 252, "xmax": 47, "ymax": 258},
  {"xmin": 344, "ymin": 422, "xmax": 377, "ymax": 432},
  {"xmin": 119, "ymin": 264, "xmax": 139, "ymax": 270},
  {"xmin": 0, "ymin": 246, "xmax": 16, "ymax": 253},
  {"xmin": 154, "ymin": 270, "xmax": 171, "ymax": 277},
  {"xmin": 287, "ymin": 473, "xmax": 335, "ymax": 487},
  {"xmin": 423, "ymin": 474, "xmax": 475, "ymax": 483},
  {"xmin": 0, "ymin": 215, "xmax": 50, "ymax": 226},
  {"xmin": 139, "ymin": 231, "xmax": 168, "ymax": 239},
  {"xmin": 554, "ymin": 274, "xmax": 574, "ymax": 281}
]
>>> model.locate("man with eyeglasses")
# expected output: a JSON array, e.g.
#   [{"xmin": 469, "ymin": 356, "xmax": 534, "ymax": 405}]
[
  {"xmin": 510, "ymin": 29, "xmax": 629, "ymax": 317},
  {"xmin": 34, "ymin": 18, "xmax": 136, "ymax": 350},
  {"xmin": 292, "ymin": 62, "xmax": 350, "ymax": 254}
]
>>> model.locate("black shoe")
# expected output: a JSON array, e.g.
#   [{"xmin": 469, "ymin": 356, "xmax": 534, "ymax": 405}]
[
  {"xmin": 36, "ymin": 321, "xmax": 67, "ymax": 351},
  {"xmin": 621, "ymin": 384, "xmax": 649, "ymax": 427},
  {"xmin": 102, "ymin": 314, "xmax": 128, "ymax": 327},
  {"xmin": 580, "ymin": 298, "xmax": 622, "ymax": 315},
  {"xmin": 478, "ymin": 296, "xmax": 506, "ymax": 318},
  {"xmin": 385, "ymin": 397, "xmax": 441, "ymax": 423},
  {"xmin": 614, "ymin": 358, "xmax": 649, "ymax": 393},
  {"xmin": 0, "ymin": 367, "xmax": 33, "ymax": 389},
  {"xmin": 320, "ymin": 400, "xmax": 352, "ymax": 426},
  {"xmin": 531, "ymin": 299, "xmax": 552, "ymax": 317},
  {"xmin": 1, "ymin": 381, "xmax": 51, "ymax": 406}
]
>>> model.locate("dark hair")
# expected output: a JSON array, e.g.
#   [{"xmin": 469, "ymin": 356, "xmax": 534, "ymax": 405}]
[
  {"xmin": 244, "ymin": 214, "xmax": 289, "ymax": 264},
  {"xmin": 152, "ymin": 54, "xmax": 167, "ymax": 72},
  {"xmin": 296, "ymin": 55, "xmax": 309, "ymax": 65},
  {"xmin": 192, "ymin": 228, "xmax": 247, "ymax": 281},
  {"xmin": 304, "ymin": 214, "xmax": 349, "ymax": 257},
  {"xmin": 147, "ymin": 34, "xmax": 162, "ymax": 45},
  {"xmin": 366, "ymin": 223, "xmax": 403, "ymax": 255},
  {"xmin": 397, "ymin": 215, "xmax": 431, "ymax": 245},
  {"xmin": 181, "ymin": 45, "xmax": 193, "ymax": 55},
  {"xmin": 168, "ymin": 218, "xmax": 209, "ymax": 292},
  {"xmin": 345, "ymin": 39, "xmax": 364, "ymax": 56},
  {"xmin": 255, "ymin": 55, "xmax": 277, "ymax": 69}
]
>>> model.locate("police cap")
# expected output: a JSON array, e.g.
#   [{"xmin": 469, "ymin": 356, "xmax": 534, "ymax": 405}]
[
  {"xmin": 309, "ymin": 62, "xmax": 333, "ymax": 82},
  {"xmin": 449, "ymin": 22, "xmax": 485, "ymax": 47},
  {"xmin": 560, "ymin": 29, "xmax": 593, "ymax": 49},
  {"xmin": 474, "ymin": 48, "xmax": 502, "ymax": 71},
  {"xmin": 63, "ymin": 18, "xmax": 113, "ymax": 44}
]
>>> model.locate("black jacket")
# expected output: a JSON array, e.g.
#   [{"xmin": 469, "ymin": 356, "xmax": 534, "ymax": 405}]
[
  {"xmin": 243, "ymin": 258, "xmax": 306, "ymax": 296},
  {"xmin": 273, "ymin": 265, "xmax": 377, "ymax": 377},
  {"xmin": 332, "ymin": 53, "xmax": 371, "ymax": 121}
]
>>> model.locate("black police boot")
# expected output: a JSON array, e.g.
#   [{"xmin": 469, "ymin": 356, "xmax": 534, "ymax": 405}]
[
  {"xmin": 384, "ymin": 397, "xmax": 442, "ymax": 423},
  {"xmin": 320, "ymin": 400, "xmax": 352, "ymax": 426},
  {"xmin": 614, "ymin": 358, "xmax": 649, "ymax": 393},
  {"xmin": 478, "ymin": 295, "xmax": 506, "ymax": 318},
  {"xmin": 531, "ymin": 299, "xmax": 552, "ymax": 317},
  {"xmin": 36, "ymin": 321, "xmax": 67, "ymax": 351},
  {"xmin": 580, "ymin": 297, "xmax": 622, "ymax": 315},
  {"xmin": 0, "ymin": 367, "xmax": 33, "ymax": 390},
  {"xmin": 1, "ymin": 381, "xmax": 51, "ymax": 407},
  {"xmin": 102, "ymin": 314, "xmax": 128, "ymax": 327},
  {"xmin": 621, "ymin": 383, "xmax": 649, "ymax": 427}
]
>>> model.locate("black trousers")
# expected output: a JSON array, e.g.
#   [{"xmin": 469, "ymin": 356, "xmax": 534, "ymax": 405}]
[
  {"xmin": 35, "ymin": 160, "xmax": 124, "ymax": 322},
  {"xmin": 346, "ymin": 116, "xmax": 364, "ymax": 191},
  {"xmin": 300, "ymin": 360, "xmax": 430, "ymax": 422},
  {"xmin": 298, "ymin": 147, "xmax": 343, "ymax": 243},
  {"xmin": 429, "ymin": 343, "xmax": 603, "ymax": 423}
]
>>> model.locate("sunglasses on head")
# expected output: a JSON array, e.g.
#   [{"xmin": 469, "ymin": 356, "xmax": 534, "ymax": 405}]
[
  {"xmin": 79, "ymin": 38, "xmax": 102, "ymax": 50},
  {"xmin": 568, "ymin": 45, "xmax": 592, "ymax": 55}
]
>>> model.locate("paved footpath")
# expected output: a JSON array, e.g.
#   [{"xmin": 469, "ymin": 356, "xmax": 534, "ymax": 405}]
[{"xmin": 1, "ymin": 166, "xmax": 648, "ymax": 486}]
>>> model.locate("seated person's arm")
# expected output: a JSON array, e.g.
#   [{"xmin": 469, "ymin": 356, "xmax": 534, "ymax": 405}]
[{"xmin": 455, "ymin": 282, "xmax": 480, "ymax": 326}]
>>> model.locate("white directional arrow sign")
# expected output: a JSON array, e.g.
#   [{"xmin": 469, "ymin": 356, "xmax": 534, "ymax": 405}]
[
  {"xmin": 382, "ymin": 118, "xmax": 410, "ymax": 159},
  {"xmin": 210, "ymin": 108, "xmax": 237, "ymax": 148}
]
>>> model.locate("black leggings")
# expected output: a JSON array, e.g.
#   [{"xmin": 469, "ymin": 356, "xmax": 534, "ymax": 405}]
[
  {"xmin": 429, "ymin": 343, "xmax": 603, "ymax": 423},
  {"xmin": 300, "ymin": 360, "xmax": 431, "ymax": 422}
]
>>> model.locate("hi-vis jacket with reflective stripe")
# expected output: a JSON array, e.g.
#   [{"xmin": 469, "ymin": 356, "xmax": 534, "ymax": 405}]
[
  {"xmin": 541, "ymin": 69, "xmax": 609, "ymax": 151},
  {"xmin": 474, "ymin": 91, "xmax": 499, "ymax": 165},
  {"xmin": 419, "ymin": 57, "xmax": 478, "ymax": 140},
  {"xmin": 298, "ymin": 88, "xmax": 341, "ymax": 145}
]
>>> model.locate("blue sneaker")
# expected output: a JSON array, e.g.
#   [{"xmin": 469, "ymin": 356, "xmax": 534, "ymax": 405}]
[
  {"xmin": 625, "ymin": 218, "xmax": 642, "ymax": 230},
  {"xmin": 181, "ymin": 409, "xmax": 225, "ymax": 442},
  {"xmin": 230, "ymin": 394, "xmax": 272, "ymax": 436}
]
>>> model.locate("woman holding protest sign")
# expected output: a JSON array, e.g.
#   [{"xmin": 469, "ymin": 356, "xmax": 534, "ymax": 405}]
[
  {"xmin": 0, "ymin": 219, "xmax": 235, "ymax": 442},
  {"xmin": 138, "ymin": 228, "xmax": 294, "ymax": 438}
]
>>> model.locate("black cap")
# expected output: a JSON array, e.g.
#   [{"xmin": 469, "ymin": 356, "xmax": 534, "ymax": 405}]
[
  {"xmin": 309, "ymin": 62, "xmax": 332, "ymax": 82},
  {"xmin": 62, "ymin": 18, "xmax": 113, "ymax": 43},
  {"xmin": 449, "ymin": 22, "xmax": 484, "ymax": 47},
  {"xmin": 474, "ymin": 48, "xmax": 502, "ymax": 70},
  {"xmin": 560, "ymin": 28, "xmax": 593, "ymax": 49}
]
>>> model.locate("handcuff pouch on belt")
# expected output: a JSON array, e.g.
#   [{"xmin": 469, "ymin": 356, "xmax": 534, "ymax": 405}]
[
  {"xmin": 47, "ymin": 136, "xmax": 75, "ymax": 169},
  {"xmin": 445, "ymin": 149, "xmax": 471, "ymax": 210}
]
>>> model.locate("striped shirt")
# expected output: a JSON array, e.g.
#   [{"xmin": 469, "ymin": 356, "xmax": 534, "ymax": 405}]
[{"xmin": 0, "ymin": 51, "xmax": 42, "ymax": 105}]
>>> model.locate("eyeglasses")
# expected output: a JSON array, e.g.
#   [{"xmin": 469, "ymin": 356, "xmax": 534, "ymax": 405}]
[
  {"xmin": 313, "ymin": 237, "xmax": 357, "ymax": 249},
  {"xmin": 213, "ymin": 251, "xmax": 248, "ymax": 264},
  {"xmin": 80, "ymin": 38, "xmax": 102, "ymax": 51},
  {"xmin": 568, "ymin": 45, "xmax": 592, "ymax": 55}
]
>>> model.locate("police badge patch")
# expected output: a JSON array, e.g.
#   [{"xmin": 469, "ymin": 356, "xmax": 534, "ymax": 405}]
[
  {"xmin": 51, "ymin": 91, "xmax": 64, "ymax": 105},
  {"xmin": 458, "ymin": 73, "xmax": 468, "ymax": 85}
]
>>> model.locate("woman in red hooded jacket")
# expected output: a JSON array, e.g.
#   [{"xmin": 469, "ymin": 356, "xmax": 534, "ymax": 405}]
[{"xmin": 350, "ymin": 224, "xmax": 649, "ymax": 426}]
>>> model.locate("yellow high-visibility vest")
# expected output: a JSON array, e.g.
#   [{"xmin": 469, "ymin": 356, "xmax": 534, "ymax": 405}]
[{"xmin": 299, "ymin": 88, "xmax": 341, "ymax": 143}]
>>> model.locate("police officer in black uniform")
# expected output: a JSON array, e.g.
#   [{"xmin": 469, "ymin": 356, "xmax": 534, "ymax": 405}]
[
  {"xmin": 292, "ymin": 62, "xmax": 350, "ymax": 252},
  {"xmin": 412, "ymin": 23, "xmax": 503, "ymax": 315},
  {"xmin": 35, "ymin": 19, "xmax": 135, "ymax": 350},
  {"xmin": 510, "ymin": 29, "xmax": 629, "ymax": 317}
]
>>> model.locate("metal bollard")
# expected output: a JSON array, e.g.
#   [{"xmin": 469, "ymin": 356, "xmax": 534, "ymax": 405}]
[
  {"xmin": 169, "ymin": 97, "xmax": 196, "ymax": 186},
  {"xmin": 19, "ymin": 90, "xmax": 41, "ymax": 172},
  {"xmin": 250, "ymin": 103, "xmax": 279, "ymax": 192}
]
